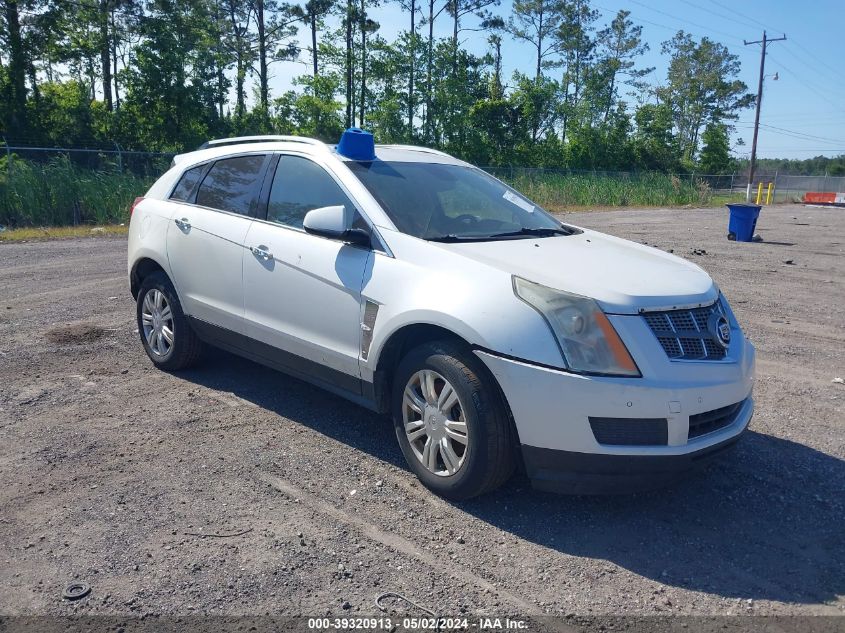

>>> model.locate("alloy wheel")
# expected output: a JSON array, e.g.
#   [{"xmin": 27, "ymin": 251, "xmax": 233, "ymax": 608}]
[
  {"xmin": 402, "ymin": 369, "xmax": 469, "ymax": 476},
  {"xmin": 141, "ymin": 289, "xmax": 174, "ymax": 358}
]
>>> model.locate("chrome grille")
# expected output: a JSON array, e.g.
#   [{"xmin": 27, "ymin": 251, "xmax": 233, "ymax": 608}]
[{"xmin": 643, "ymin": 302, "xmax": 728, "ymax": 360}]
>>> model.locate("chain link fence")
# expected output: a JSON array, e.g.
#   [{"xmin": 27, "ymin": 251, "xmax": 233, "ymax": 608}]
[
  {"xmin": 749, "ymin": 172, "xmax": 845, "ymax": 203},
  {"xmin": 1, "ymin": 143, "xmax": 176, "ymax": 177},
  {"xmin": 483, "ymin": 167, "xmax": 845, "ymax": 205},
  {"xmin": 1, "ymin": 143, "xmax": 176, "ymax": 227},
  {"xmin": 480, "ymin": 166, "xmax": 738, "ymax": 209},
  {"xmin": 481, "ymin": 166, "xmax": 736, "ymax": 190},
  {"xmin": 2, "ymin": 141, "xmax": 842, "ymax": 227}
]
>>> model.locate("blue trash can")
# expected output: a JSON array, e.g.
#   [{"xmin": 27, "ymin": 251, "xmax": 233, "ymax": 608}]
[{"xmin": 726, "ymin": 203, "xmax": 762, "ymax": 242}]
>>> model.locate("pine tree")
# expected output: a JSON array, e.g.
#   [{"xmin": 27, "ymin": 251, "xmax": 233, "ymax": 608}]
[{"xmin": 698, "ymin": 122, "xmax": 734, "ymax": 174}]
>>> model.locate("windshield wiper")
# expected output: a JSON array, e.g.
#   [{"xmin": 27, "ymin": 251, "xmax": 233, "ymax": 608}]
[
  {"xmin": 425, "ymin": 234, "xmax": 498, "ymax": 242},
  {"xmin": 484, "ymin": 226, "xmax": 574, "ymax": 239},
  {"xmin": 426, "ymin": 225, "xmax": 577, "ymax": 243}
]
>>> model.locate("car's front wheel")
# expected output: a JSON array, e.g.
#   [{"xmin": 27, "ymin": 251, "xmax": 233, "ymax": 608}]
[
  {"xmin": 392, "ymin": 340, "xmax": 516, "ymax": 499},
  {"xmin": 136, "ymin": 271, "xmax": 204, "ymax": 371}
]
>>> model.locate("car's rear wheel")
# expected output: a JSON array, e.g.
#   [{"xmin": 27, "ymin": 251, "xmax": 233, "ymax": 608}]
[
  {"xmin": 392, "ymin": 340, "xmax": 516, "ymax": 499},
  {"xmin": 136, "ymin": 271, "xmax": 204, "ymax": 370}
]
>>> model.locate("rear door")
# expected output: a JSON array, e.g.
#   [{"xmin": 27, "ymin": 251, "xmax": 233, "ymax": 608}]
[
  {"xmin": 242, "ymin": 154, "xmax": 373, "ymax": 391},
  {"xmin": 165, "ymin": 153, "xmax": 270, "ymax": 335}
]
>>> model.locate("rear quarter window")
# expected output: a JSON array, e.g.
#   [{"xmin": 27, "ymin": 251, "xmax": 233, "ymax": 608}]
[
  {"xmin": 195, "ymin": 154, "xmax": 266, "ymax": 216},
  {"xmin": 169, "ymin": 164, "xmax": 206, "ymax": 202}
]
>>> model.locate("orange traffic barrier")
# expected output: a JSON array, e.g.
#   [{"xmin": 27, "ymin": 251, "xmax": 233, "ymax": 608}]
[{"xmin": 803, "ymin": 192, "xmax": 837, "ymax": 204}]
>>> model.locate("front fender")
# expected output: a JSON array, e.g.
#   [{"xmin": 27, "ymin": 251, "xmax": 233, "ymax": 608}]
[{"xmin": 361, "ymin": 231, "xmax": 564, "ymax": 376}]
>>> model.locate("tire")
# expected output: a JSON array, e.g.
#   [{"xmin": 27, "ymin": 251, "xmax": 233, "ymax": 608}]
[
  {"xmin": 136, "ymin": 271, "xmax": 204, "ymax": 371},
  {"xmin": 392, "ymin": 340, "xmax": 516, "ymax": 500}
]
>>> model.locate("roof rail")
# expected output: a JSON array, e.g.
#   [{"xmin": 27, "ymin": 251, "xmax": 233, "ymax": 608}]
[
  {"xmin": 376, "ymin": 144, "xmax": 453, "ymax": 158},
  {"xmin": 198, "ymin": 135, "xmax": 327, "ymax": 150}
]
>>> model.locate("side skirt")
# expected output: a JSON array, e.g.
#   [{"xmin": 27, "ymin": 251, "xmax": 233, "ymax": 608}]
[{"xmin": 187, "ymin": 316, "xmax": 380, "ymax": 412}]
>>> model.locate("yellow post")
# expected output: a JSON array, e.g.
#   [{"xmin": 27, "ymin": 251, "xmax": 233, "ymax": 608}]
[
  {"xmin": 766, "ymin": 182, "xmax": 774, "ymax": 205},
  {"xmin": 756, "ymin": 182, "xmax": 763, "ymax": 204}
]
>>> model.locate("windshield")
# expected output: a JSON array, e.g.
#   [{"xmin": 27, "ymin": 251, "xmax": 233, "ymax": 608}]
[{"xmin": 347, "ymin": 161, "xmax": 575, "ymax": 241}]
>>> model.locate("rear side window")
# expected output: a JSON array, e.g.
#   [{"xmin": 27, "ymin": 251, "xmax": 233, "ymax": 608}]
[
  {"xmin": 267, "ymin": 156, "xmax": 355, "ymax": 229},
  {"xmin": 170, "ymin": 164, "xmax": 205, "ymax": 201},
  {"xmin": 195, "ymin": 155, "xmax": 266, "ymax": 216}
]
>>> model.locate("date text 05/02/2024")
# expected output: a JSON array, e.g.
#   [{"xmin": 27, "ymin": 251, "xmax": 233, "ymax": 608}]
[{"xmin": 306, "ymin": 617, "xmax": 529, "ymax": 630}]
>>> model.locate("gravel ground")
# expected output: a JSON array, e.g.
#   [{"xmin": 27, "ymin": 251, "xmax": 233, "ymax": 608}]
[{"xmin": 0, "ymin": 204, "xmax": 842, "ymax": 628}]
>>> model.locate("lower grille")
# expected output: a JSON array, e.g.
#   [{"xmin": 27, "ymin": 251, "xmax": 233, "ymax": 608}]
[
  {"xmin": 589, "ymin": 417, "xmax": 668, "ymax": 446},
  {"xmin": 643, "ymin": 301, "xmax": 729, "ymax": 360},
  {"xmin": 688, "ymin": 401, "xmax": 744, "ymax": 439}
]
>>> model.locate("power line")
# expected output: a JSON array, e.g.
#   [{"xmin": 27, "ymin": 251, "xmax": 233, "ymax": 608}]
[
  {"xmin": 738, "ymin": 118, "xmax": 845, "ymax": 127},
  {"xmin": 736, "ymin": 124, "xmax": 845, "ymax": 146},
  {"xmin": 709, "ymin": 1, "xmax": 845, "ymax": 85},
  {"xmin": 679, "ymin": 0, "xmax": 762, "ymax": 34},
  {"xmin": 737, "ymin": 123, "xmax": 845, "ymax": 144},
  {"xmin": 593, "ymin": 1, "xmax": 756, "ymax": 64},
  {"xmin": 646, "ymin": 0, "xmax": 845, "ymax": 98},
  {"xmin": 766, "ymin": 54, "xmax": 844, "ymax": 111},
  {"xmin": 777, "ymin": 45, "xmax": 845, "ymax": 94},
  {"xmin": 792, "ymin": 40, "xmax": 845, "ymax": 83},
  {"xmin": 627, "ymin": 0, "xmax": 750, "ymax": 48},
  {"xmin": 739, "ymin": 111, "xmax": 845, "ymax": 121},
  {"xmin": 758, "ymin": 124, "xmax": 845, "ymax": 145},
  {"xmin": 746, "ymin": 148, "xmax": 845, "ymax": 153},
  {"xmin": 709, "ymin": 0, "xmax": 780, "ymax": 33},
  {"xmin": 740, "ymin": 108, "xmax": 845, "ymax": 117},
  {"xmin": 707, "ymin": 0, "xmax": 845, "ymax": 90}
]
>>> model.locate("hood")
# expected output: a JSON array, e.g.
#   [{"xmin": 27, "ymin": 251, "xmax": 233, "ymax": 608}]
[{"xmin": 439, "ymin": 228, "xmax": 717, "ymax": 314}]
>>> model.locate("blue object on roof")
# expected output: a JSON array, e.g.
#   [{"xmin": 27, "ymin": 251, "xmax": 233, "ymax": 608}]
[{"xmin": 337, "ymin": 127, "xmax": 376, "ymax": 161}]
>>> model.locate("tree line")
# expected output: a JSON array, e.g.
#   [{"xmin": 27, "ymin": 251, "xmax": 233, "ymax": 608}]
[
  {"xmin": 1, "ymin": 0, "xmax": 763, "ymax": 173},
  {"xmin": 742, "ymin": 156, "xmax": 845, "ymax": 177}
]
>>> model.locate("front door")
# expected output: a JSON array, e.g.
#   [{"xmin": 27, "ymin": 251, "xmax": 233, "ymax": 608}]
[{"xmin": 242, "ymin": 154, "xmax": 372, "ymax": 392}]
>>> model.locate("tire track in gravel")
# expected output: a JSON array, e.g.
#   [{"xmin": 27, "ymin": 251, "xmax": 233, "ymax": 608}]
[{"xmin": 258, "ymin": 472, "xmax": 580, "ymax": 631}]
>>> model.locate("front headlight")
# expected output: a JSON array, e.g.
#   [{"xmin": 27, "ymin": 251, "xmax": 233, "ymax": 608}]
[{"xmin": 513, "ymin": 276, "xmax": 640, "ymax": 376}]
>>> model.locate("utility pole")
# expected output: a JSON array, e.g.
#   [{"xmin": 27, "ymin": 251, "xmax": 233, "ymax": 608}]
[{"xmin": 744, "ymin": 31, "xmax": 786, "ymax": 202}]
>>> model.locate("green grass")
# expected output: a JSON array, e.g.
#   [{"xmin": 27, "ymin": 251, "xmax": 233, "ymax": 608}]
[
  {"xmin": 505, "ymin": 171, "xmax": 723, "ymax": 211},
  {"xmin": 0, "ymin": 154, "xmax": 154, "ymax": 228},
  {"xmin": 1, "ymin": 155, "xmax": 738, "ymax": 231},
  {"xmin": 0, "ymin": 224, "xmax": 129, "ymax": 242},
  {"xmin": 709, "ymin": 192, "xmax": 748, "ymax": 207}
]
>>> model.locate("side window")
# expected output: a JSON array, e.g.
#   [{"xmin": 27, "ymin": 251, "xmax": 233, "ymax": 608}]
[
  {"xmin": 267, "ymin": 156, "xmax": 356, "ymax": 229},
  {"xmin": 195, "ymin": 154, "xmax": 266, "ymax": 216},
  {"xmin": 170, "ymin": 164, "xmax": 205, "ymax": 201}
]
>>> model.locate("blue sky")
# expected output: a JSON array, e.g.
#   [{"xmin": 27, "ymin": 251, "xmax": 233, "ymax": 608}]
[{"xmin": 269, "ymin": 0, "xmax": 845, "ymax": 159}]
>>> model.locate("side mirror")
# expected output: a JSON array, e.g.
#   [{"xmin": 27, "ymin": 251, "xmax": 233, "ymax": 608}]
[{"xmin": 303, "ymin": 205, "xmax": 371, "ymax": 247}]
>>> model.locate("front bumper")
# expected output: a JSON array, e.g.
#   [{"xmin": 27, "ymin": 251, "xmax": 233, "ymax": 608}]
[
  {"xmin": 520, "ymin": 429, "xmax": 747, "ymax": 494},
  {"xmin": 475, "ymin": 329, "xmax": 755, "ymax": 494}
]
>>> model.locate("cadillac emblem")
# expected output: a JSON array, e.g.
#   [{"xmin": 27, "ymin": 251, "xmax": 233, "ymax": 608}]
[{"xmin": 711, "ymin": 314, "xmax": 731, "ymax": 348}]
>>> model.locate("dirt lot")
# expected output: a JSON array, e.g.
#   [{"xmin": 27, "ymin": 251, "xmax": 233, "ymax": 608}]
[{"xmin": 1, "ymin": 204, "xmax": 843, "ymax": 628}]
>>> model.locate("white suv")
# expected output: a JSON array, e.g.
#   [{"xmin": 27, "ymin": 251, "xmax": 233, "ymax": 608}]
[{"xmin": 128, "ymin": 129, "xmax": 755, "ymax": 499}]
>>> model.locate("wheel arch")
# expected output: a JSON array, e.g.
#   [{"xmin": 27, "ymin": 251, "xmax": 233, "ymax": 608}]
[
  {"xmin": 371, "ymin": 321, "xmax": 524, "ymax": 474},
  {"xmin": 371, "ymin": 323, "xmax": 516, "ymax": 429},
  {"xmin": 371, "ymin": 323, "xmax": 468, "ymax": 414},
  {"xmin": 130, "ymin": 257, "xmax": 171, "ymax": 299}
]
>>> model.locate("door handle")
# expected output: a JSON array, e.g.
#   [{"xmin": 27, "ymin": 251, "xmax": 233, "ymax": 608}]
[
  {"xmin": 250, "ymin": 245, "xmax": 273, "ymax": 260},
  {"xmin": 174, "ymin": 217, "xmax": 191, "ymax": 230}
]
